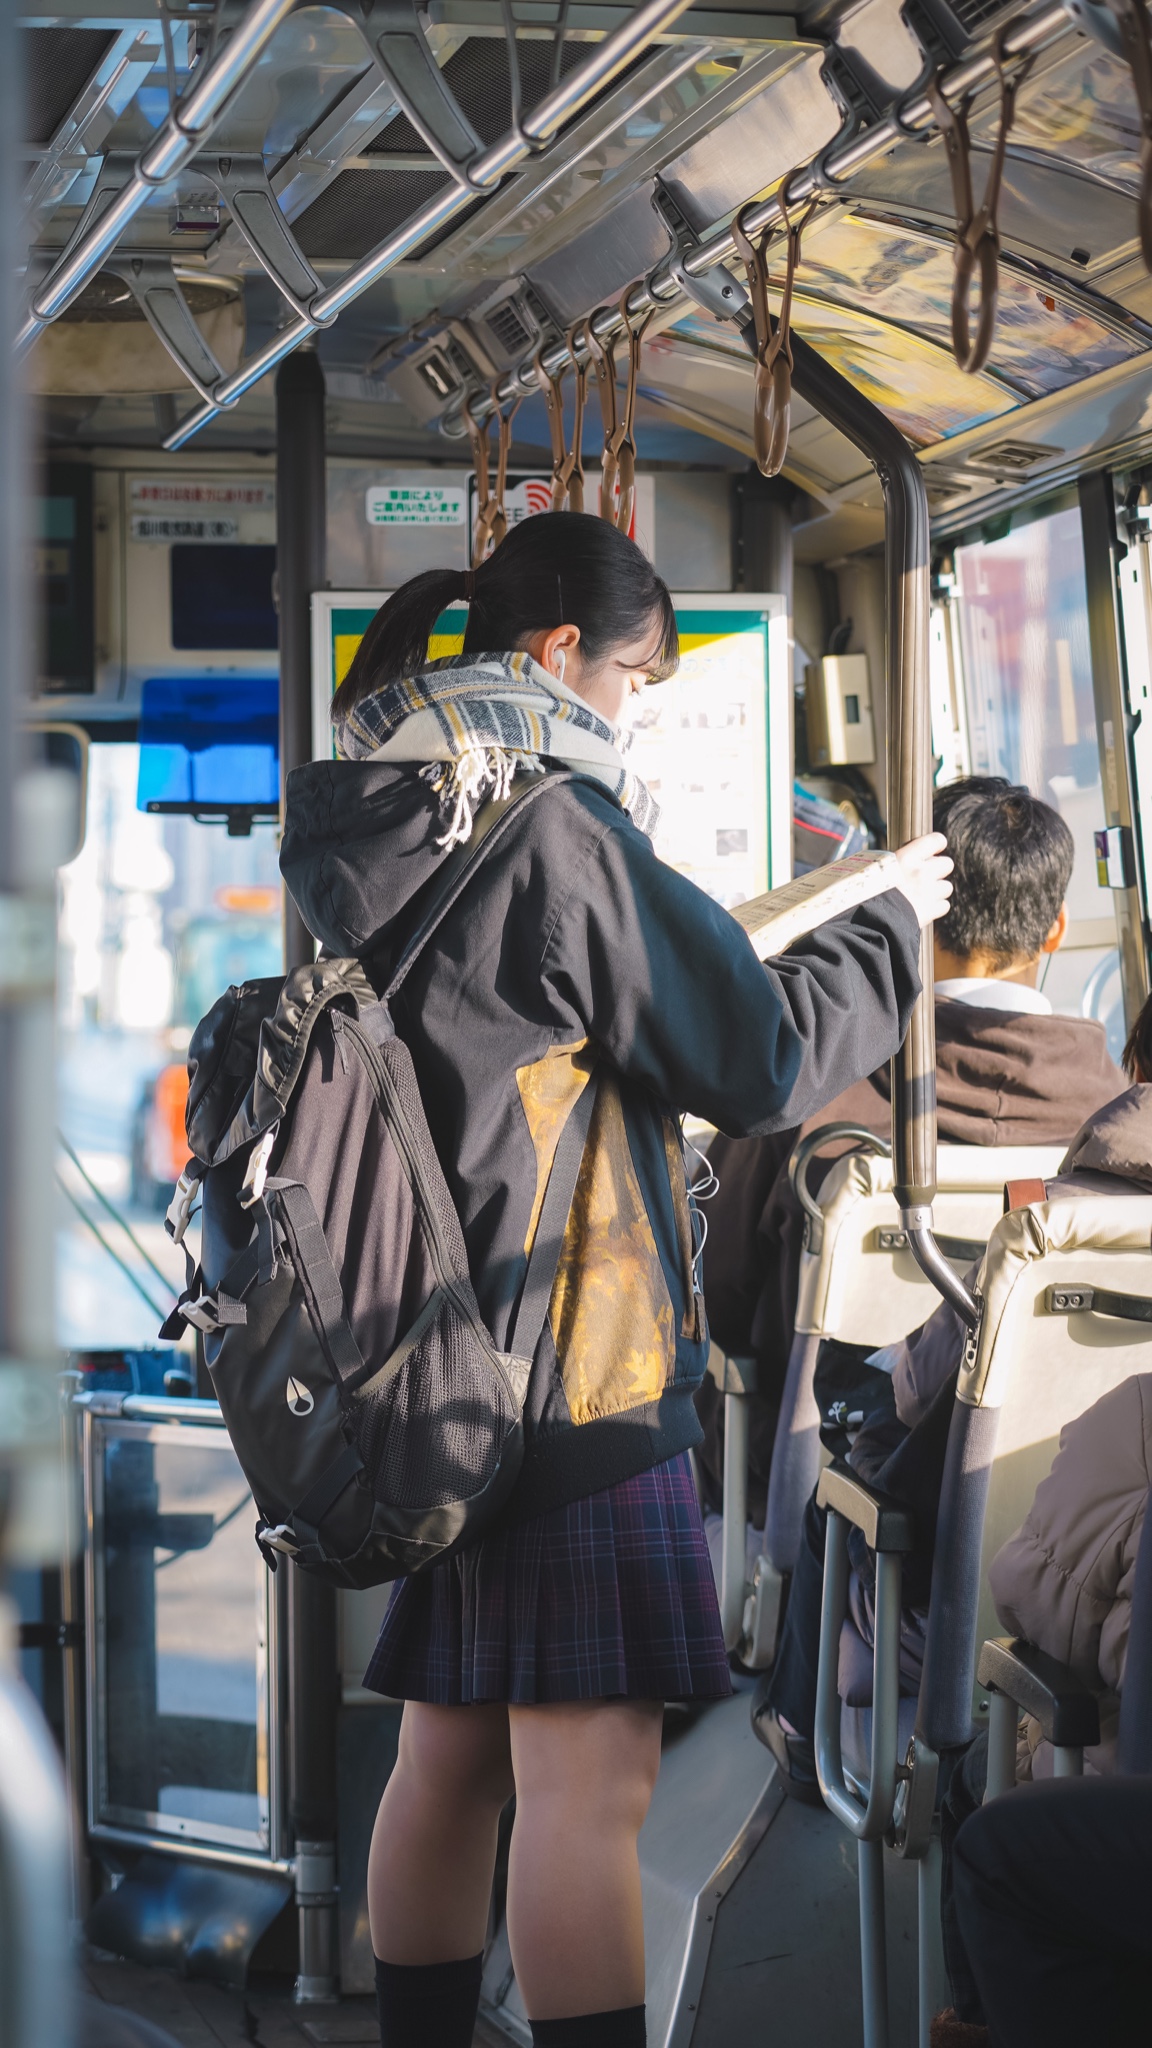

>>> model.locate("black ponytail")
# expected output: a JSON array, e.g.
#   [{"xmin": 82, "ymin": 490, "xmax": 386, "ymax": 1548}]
[{"xmin": 331, "ymin": 512, "xmax": 678, "ymax": 722}]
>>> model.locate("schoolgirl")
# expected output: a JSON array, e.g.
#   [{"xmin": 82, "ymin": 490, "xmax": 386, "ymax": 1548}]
[{"xmin": 280, "ymin": 511, "xmax": 951, "ymax": 2048}]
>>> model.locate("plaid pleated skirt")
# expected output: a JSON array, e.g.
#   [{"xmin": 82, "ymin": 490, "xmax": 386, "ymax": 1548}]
[{"xmin": 363, "ymin": 1450, "xmax": 733, "ymax": 1705}]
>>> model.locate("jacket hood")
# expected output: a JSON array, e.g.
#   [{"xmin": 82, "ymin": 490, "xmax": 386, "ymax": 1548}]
[
  {"xmin": 280, "ymin": 758, "xmax": 447, "ymax": 967},
  {"xmin": 1059, "ymin": 1083, "xmax": 1152, "ymax": 1190}
]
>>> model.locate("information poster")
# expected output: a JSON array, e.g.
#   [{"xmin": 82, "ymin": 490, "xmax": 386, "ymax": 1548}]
[{"xmin": 310, "ymin": 591, "xmax": 788, "ymax": 897}]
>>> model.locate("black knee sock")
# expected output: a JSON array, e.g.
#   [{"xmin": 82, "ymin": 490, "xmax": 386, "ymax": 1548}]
[
  {"xmin": 530, "ymin": 2006, "xmax": 646, "ymax": 2048},
  {"xmin": 374, "ymin": 1952, "xmax": 483, "ymax": 2048}
]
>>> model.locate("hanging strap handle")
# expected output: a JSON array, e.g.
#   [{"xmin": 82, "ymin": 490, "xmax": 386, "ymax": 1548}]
[
  {"xmin": 585, "ymin": 313, "xmax": 621, "ymax": 522},
  {"xmin": 926, "ymin": 32, "xmax": 1033, "ymax": 376},
  {"xmin": 462, "ymin": 396, "xmax": 494, "ymax": 568},
  {"xmin": 1109, "ymin": 0, "xmax": 1152, "ymax": 271},
  {"xmin": 535, "ymin": 348, "xmax": 569, "ymax": 512},
  {"xmin": 731, "ymin": 189, "xmax": 811, "ymax": 478},
  {"xmin": 557, "ymin": 321, "xmax": 589, "ymax": 515},
  {"xmin": 508, "ymin": 1069, "xmax": 600, "ymax": 1363},
  {"xmin": 489, "ymin": 381, "xmax": 523, "ymax": 550},
  {"xmin": 607, "ymin": 290, "xmax": 655, "ymax": 533}
]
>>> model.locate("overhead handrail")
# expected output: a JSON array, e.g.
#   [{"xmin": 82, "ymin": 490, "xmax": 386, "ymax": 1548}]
[
  {"xmin": 925, "ymin": 28, "xmax": 1035, "ymax": 375},
  {"xmin": 163, "ymin": 0, "xmax": 700, "ymax": 446},
  {"xmin": 18, "ymin": 0, "xmax": 299, "ymax": 349},
  {"xmin": 608, "ymin": 288, "xmax": 655, "ymax": 531},
  {"xmin": 425, "ymin": 2, "xmax": 1072, "ymax": 457},
  {"xmin": 489, "ymin": 380, "xmax": 522, "ymax": 549},
  {"xmin": 557, "ymin": 321, "xmax": 589, "ymax": 514},
  {"xmin": 586, "ymin": 313, "xmax": 622, "ymax": 522},
  {"xmin": 731, "ymin": 187, "xmax": 814, "ymax": 476},
  {"xmin": 462, "ymin": 396, "xmax": 495, "ymax": 567},
  {"xmin": 536, "ymin": 348, "xmax": 569, "ymax": 511},
  {"xmin": 162, "ymin": 1, "xmax": 1075, "ymax": 449},
  {"xmin": 1109, "ymin": 0, "xmax": 1152, "ymax": 270}
]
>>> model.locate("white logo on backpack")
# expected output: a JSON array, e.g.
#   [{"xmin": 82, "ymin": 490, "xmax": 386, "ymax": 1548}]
[{"xmin": 286, "ymin": 1376, "xmax": 314, "ymax": 1416}]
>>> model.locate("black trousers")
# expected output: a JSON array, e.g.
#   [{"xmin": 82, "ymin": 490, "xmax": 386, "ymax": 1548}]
[
  {"xmin": 952, "ymin": 1776, "xmax": 1152, "ymax": 2048},
  {"xmin": 763, "ymin": 1493, "xmax": 827, "ymax": 1740}
]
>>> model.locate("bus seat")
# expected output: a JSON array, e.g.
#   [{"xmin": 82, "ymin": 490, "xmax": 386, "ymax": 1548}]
[
  {"xmin": 812, "ymin": 1189, "xmax": 1152, "ymax": 2048},
  {"xmin": 761, "ymin": 1136, "xmax": 1066, "ymax": 1605}
]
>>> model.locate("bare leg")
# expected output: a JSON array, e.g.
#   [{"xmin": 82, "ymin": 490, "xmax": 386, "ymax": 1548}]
[
  {"xmin": 506, "ymin": 1699, "xmax": 664, "ymax": 2020},
  {"xmin": 368, "ymin": 1700, "xmax": 514, "ymax": 1963}
]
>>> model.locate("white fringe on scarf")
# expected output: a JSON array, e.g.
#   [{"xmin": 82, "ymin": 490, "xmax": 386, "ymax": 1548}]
[{"xmin": 419, "ymin": 747, "xmax": 545, "ymax": 849}]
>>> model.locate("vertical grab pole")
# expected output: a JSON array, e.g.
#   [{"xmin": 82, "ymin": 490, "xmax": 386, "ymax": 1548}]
[
  {"xmin": 782, "ymin": 334, "xmax": 978, "ymax": 1333},
  {"xmin": 0, "ymin": 11, "xmax": 77, "ymax": 2043},
  {"xmin": 276, "ymin": 347, "xmax": 341, "ymax": 2004}
]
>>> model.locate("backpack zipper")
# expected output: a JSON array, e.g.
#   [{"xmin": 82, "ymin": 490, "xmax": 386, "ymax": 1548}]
[{"xmin": 339, "ymin": 1015, "xmax": 522, "ymax": 1404}]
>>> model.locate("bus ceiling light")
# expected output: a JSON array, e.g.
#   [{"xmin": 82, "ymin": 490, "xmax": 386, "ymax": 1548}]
[
  {"xmin": 161, "ymin": 0, "xmax": 699, "ymax": 448},
  {"xmin": 16, "ymin": 0, "xmax": 300, "ymax": 351}
]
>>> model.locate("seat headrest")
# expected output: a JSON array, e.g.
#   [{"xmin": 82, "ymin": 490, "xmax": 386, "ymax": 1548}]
[{"xmin": 960, "ymin": 1194, "xmax": 1152, "ymax": 1408}]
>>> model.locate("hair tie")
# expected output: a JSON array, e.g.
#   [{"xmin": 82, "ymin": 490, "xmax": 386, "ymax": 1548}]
[{"xmin": 462, "ymin": 569, "xmax": 476, "ymax": 600}]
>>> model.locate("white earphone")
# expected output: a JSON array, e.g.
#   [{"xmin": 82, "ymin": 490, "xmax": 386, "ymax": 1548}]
[{"xmin": 553, "ymin": 649, "xmax": 566, "ymax": 685}]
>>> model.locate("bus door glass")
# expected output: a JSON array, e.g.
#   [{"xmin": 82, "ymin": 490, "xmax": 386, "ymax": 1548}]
[
  {"xmin": 56, "ymin": 742, "xmax": 282, "ymax": 1361},
  {"xmin": 946, "ymin": 505, "xmax": 1124, "ymax": 1060}
]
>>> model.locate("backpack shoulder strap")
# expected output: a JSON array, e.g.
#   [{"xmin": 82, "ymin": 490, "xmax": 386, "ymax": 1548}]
[
  {"xmin": 382, "ymin": 768, "xmax": 581, "ymax": 1001},
  {"xmin": 508, "ymin": 1068, "xmax": 600, "ymax": 1366}
]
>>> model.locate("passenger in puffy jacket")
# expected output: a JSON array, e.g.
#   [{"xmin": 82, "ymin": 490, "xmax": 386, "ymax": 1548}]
[
  {"xmin": 753, "ymin": 1003, "xmax": 1152, "ymax": 1801},
  {"xmin": 280, "ymin": 512, "xmax": 951, "ymax": 2048},
  {"xmin": 990, "ymin": 1371, "xmax": 1152, "ymax": 1779}
]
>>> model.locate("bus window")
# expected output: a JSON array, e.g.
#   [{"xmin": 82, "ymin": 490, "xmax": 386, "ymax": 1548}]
[
  {"xmin": 945, "ymin": 505, "xmax": 1124, "ymax": 1059},
  {"xmin": 56, "ymin": 743, "xmax": 282, "ymax": 1356}
]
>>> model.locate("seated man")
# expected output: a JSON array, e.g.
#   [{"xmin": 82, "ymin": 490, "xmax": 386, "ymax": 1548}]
[
  {"xmin": 753, "ymin": 1000, "xmax": 1152, "ymax": 1800},
  {"xmin": 698, "ymin": 774, "xmax": 1125, "ymax": 1524}
]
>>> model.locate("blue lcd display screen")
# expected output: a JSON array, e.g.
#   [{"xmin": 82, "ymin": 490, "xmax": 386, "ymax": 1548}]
[{"xmin": 136, "ymin": 673, "xmax": 279, "ymax": 811}]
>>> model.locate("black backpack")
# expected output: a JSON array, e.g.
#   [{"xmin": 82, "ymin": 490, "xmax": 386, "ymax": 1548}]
[{"xmin": 161, "ymin": 774, "xmax": 595, "ymax": 1588}]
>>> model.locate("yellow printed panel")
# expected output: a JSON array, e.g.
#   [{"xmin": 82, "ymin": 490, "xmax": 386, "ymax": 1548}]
[
  {"xmin": 334, "ymin": 634, "xmax": 362, "ymax": 688},
  {"xmin": 333, "ymin": 628, "xmax": 464, "ymax": 689}
]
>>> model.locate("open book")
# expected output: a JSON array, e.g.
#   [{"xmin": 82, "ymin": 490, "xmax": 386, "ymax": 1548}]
[{"xmin": 730, "ymin": 850, "xmax": 901, "ymax": 960}]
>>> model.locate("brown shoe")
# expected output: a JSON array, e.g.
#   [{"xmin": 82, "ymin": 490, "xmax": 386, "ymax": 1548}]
[{"xmin": 930, "ymin": 2010, "xmax": 989, "ymax": 2047}]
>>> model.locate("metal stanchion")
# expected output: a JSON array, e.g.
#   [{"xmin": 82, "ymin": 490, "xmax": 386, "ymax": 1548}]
[{"xmin": 275, "ymin": 347, "xmax": 341, "ymax": 2003}]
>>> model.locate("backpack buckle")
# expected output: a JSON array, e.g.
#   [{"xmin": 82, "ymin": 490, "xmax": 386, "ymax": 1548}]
[
  {"xmin": 165, "ymin": 1163, "xmax": 204, "ymax": 1245},
  {"xmin": 257, "ymin": 1521, "xmax": 300, "ymax": 1558},
  {"xmin": 240, "ymin": 1125, "xmax": 278, "ymax": 1210}
]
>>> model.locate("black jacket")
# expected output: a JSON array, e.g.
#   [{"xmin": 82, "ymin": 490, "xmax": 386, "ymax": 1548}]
[{"xmin": 282, "ymin": 758, "xmax": 923, "ymax": 1518}]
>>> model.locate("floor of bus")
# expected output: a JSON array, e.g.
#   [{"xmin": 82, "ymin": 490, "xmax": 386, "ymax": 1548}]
[
  {"xmin": 85, "ymin": 1793, "xmax": 920, "ymax": 2048},
  {"xmin": 84, "ymin": 1955, "xmax": 381, "ymax": 2046}
]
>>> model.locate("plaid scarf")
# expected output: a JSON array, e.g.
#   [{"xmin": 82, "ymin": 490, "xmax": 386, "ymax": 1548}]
[{"xmin": 332, "ymin": 650, "xmax": 659, "ymax": 848}]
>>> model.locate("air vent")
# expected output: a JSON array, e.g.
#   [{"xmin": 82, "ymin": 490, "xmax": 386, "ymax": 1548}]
[
  {"xmin": 484, "ymin": 298, "xmax": 535, "ymax": 358},
  {"xmin": 962, "ymin": 441, "xmax": 1064, "ymax": 476}
]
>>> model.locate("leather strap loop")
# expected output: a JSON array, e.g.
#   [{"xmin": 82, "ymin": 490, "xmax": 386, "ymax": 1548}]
[
  {"xmin": 585, "ymin": 313, "xmax": 621, "ymax": 522},
  {"xmin": 1003, "ymin": 1177, "xmax": 1048, "ymax": 1212},
  {"xmin": 535, "ymin": 348, "xmax": 569, "ymax": 512},
  {"xmin": 462, "ymin": 395, "xmax": 494, "ymax": 568},
  {"xmin": 607, "ymin": 289, "xmax": 655, "ymax": 532},
  {"xmin": 557, "ymin": 321, "xmax": 589, "ymax": 514},
  {"xmin": 926, "ymin": 31, "xmax": 1033, "ymax": 376},
  {"xmin": 732, "ymin": 188, "xmax": 811, "ymax": 478}
]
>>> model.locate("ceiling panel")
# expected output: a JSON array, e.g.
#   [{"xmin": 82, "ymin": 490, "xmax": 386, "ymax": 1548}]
[{"xmin": 797, "ymin": 210, "xmax": 1144, "ymax": 397}]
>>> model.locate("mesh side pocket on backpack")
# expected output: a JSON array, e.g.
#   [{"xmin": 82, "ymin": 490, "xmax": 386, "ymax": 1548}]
[{"xmin": 347, "ymin": 1287, "xmax": 519, "ymax": 1512}]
